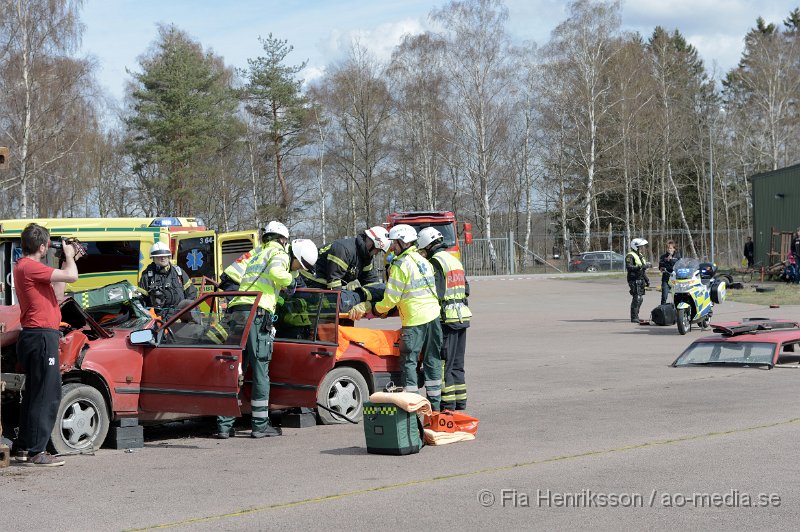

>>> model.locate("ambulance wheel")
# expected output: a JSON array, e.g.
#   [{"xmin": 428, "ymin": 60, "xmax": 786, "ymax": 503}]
[
  {"xmin": 677, "ymin": 309, "xmax": 691, "ymax": 335},
  {"xmin": 51, "ymin": 383, "xmax": 110, "ymax": 454},
  {"xmin": 317, "ymin": 367, "xmax": 369, "ymax": 425}
]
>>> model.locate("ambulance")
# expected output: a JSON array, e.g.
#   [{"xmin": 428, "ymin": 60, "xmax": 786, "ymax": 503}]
[{"xmin": 0, "ymin": 217, "xmax": 257, "ymax": 305}]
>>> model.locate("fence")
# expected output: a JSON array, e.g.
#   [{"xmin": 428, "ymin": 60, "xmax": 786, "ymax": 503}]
[{"xmin": 458, "ymin": 228, "xmax": 752, "ymax": 276}]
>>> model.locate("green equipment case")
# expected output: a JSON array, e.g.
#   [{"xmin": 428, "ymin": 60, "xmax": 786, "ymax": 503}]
[{"xmin": 362, "ymin": 401, "xmax": 423, "ymax": 455}]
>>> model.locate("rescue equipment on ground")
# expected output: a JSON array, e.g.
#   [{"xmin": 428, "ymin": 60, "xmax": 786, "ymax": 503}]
[
  {"xmin": 424, "ymin": 410, "xmax": 479, "ymax": 435},
  {"xmin": 363, "ymin": 392, "xmax": 431, "ymax": 455}
]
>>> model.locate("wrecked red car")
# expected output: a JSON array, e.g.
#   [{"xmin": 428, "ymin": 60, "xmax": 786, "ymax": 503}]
[{"xmin": 0, "ymin": 286, "xmax": 401, "ymax": 453}]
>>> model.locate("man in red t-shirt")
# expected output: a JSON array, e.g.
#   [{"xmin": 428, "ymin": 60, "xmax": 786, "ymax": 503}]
[{"xmin": 13, "ymin": 223, "xmax": 78, "ymax": 467}]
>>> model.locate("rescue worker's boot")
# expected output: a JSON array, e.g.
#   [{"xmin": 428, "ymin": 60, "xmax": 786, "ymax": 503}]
[{"xmin": 251, "ymin": 422, "xmax": 282, "ymax": 438}]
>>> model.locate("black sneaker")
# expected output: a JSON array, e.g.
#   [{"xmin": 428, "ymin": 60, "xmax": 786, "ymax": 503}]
[
  {"xmin": 13, "ymin": 450, "xmax": 28, "ymax": 463},
  {"xmin": 251, "ymin": 425, "xmax": 282, "ymax": 438},
  {"xmin": 25, "ymin": 452, "xmax": 64, "ymax": 467}
]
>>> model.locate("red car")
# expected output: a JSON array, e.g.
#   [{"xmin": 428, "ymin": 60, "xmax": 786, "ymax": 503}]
[
  {"xmin": 671, "ymin": 319, "xmax": 800, "ymax": 369},
  {"xmin": 0, "ymin": 288, "xmax": 401, "ymax": 453}
]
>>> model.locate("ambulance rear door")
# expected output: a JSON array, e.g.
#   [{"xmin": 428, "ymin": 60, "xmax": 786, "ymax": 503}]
[
  {"xmin": 217, "ymin": 231, "xmax": 258, "ymax": 275},
  {"xmin": 172, "ymin": 230, "xmax": 217, "ymax": 285}
]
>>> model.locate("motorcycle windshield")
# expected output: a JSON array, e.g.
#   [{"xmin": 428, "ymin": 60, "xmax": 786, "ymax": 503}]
[{"xmin": 674, "ymin": 258, "xmax": 700, "ymax": 280}]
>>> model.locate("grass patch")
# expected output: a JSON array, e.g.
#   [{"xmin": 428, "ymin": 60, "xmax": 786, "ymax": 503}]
[
  {"xmin": 555, "ymin": 272, "xmax": 627, "ymax": 280},
  {"xmin": 725, "ymin": 283, "xmax": 800, "ymax": 305}
]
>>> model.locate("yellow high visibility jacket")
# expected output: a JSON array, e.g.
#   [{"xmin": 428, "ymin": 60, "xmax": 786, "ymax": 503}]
[
  {"xmin": 431, "ymin": 250, "xmax": 472, "ymax": 325},
  {"xmin": 375, "ymin": 246, "xmax": 440, "ymax": 327},
  {"xmin": 222, "ymin": 246, "xmax": 262, "ymax": 284},
  {"xmin": 229, "ymin": 241, "xmax": 293, "ymax": 312}
]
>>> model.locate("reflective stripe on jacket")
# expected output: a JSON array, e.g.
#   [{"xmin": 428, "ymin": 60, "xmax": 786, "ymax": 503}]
[
  {"xmin": 222, "ymin": 246, "xmax": 261, "ymax": 284},
  {"xmin": 374, "ymin": 246, "xmax": 440, "ymax": 327},
  {"xmin": 431, "ymin": 250, "xmax": 472, "ymax": 324},
  {"xmin": 229, "ymin": 241, "xmax": 293, "ymax": 312}
]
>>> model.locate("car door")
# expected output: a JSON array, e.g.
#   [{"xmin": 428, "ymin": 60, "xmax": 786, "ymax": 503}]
[
  {"xmin": 268, "ymin": 289, "xmax": 339, "ymax": 408},
  {"xmin": 138, "ymin": 293, "xmax": 257, "ymax": 416}
]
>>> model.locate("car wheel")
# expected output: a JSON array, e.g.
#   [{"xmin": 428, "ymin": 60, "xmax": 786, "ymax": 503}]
[
  {"xmin": 586, "ymin": 265, "xmax": 598, "ymax": 272},
  {"xmin": 51, "ymin": 383, "xmax": 110, "ymax": 454},
  {"xmin": 317, "ymin": 367, "xmax": 369, "ymax": 425},
  {"xmin": 677, "ymin": 308, "xmax": 691, "ymax": 335}
]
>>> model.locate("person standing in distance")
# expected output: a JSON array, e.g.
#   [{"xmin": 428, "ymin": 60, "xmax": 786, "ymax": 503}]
[
  {"xmin": 626, "ymin": 238, "xmax": 650, "ymax": 323},
  {"xmin": 658, "ymin": 240, "xmax": 681, "ymax": 305},
  {"xmin": 13, "ymin": 224, "xmax": 80, "ymax": 466}
]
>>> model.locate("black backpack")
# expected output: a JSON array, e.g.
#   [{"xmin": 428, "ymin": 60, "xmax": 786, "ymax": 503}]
[{"xmin": 651, "ymin": 304, "xmax": 677, "ymax": 326}]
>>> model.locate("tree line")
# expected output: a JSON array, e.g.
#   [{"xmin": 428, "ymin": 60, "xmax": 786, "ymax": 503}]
[{"xmin": 1, "ymin": 0, "xmax": 799, "ymax": 264}]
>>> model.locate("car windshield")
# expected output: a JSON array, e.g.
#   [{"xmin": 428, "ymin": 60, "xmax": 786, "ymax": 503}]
[
  {"xmin": 673, "ymin": 341, "xmax": 776, "ymax": 367},
  {"xmin": 673, "ymin": 258, "xmax": 700, "ymax": 280}
]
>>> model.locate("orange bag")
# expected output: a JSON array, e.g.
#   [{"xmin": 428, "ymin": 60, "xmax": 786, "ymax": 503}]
[{"xmin": 425, "ymin": 411, "xmax": 479, "ymax": 436}]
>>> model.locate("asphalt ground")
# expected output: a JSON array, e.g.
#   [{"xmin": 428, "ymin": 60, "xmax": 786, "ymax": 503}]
[{"xmin": 2, "ymin": 275, "xmax": 799, "ymax": 530}]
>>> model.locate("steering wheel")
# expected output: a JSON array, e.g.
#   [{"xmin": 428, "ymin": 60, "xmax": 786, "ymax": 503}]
[{"xmin": 153, "ymin": 318, "xmax": 176, "ymax": 343}]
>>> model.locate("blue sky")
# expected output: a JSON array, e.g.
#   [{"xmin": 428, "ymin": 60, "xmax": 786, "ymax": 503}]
[{"xmin": 80, "ymin": 0, "xmax": 800, "ymax": 102}]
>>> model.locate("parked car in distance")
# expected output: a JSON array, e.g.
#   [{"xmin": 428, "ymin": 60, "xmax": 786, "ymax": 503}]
[{"xmin": 568, "ymin": 251, "xmax": 626, "ymax": 272}]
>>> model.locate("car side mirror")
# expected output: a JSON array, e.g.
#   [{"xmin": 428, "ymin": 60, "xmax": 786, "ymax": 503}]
[{"xmin": 130, "ymin": 329, "xmax": 155, "ymax": 345}]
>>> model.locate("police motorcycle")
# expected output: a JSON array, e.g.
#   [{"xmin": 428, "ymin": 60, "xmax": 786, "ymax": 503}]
[{"xmin": 669, "ymin": 258, "xmax": 726, "ymax": 335}]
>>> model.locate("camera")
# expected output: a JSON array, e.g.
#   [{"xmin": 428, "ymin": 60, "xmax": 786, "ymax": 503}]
[{"xmin": 50, "ymin": 237, "xmax": 87, "ymax": 259}]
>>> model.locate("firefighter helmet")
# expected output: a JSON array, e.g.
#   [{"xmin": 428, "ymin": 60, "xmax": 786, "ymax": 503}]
[
  {"xmin": 149, "ymin": 242, "xmax": 171, "ymax": 258},
  {"xmin": 365, "ymin": 226, "xmax": 390, "ymax": 252},
  {"xmin": 388, "ymin": 224, "xmax": 417, "ymax": 244},
  {"xmin": 262, "ymin": 221, "xmax": 289, "ymax": 240},
  {"xmin": 417, "ymin": 227, "xmax": 444, "ymax": 250},
  {"xmin": 290, "ymin": 239, "xmax": 318, "ymax": 270}
]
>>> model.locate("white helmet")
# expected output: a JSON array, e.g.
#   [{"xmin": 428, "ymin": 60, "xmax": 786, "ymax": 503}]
[
  {"xmin": 630, "ymin": 238, "xmax": 648, "ymax": 251},
  {"xmin": 149, "ymin": 242, "xmax": 171, "ymax": 257},
  {"xmin": 388, "ymin": 224, "xmax": 417, "ymax": 244},
  {"xmin": 417, "ymin": 227, "xmax": 444, "ymax": 250},
  {"xmin": 263, "ymin": 220, "xmax": 289, "ymax": 240},
  {"xmin": 290, "ymin": 239, "xmax": 318, "ymax": 270},
  {"xmin": 364, "ymin": 226, "xmax": 390, "ymax": 252}
]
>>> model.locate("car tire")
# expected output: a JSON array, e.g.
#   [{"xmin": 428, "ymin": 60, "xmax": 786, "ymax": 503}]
[
  {"xmin": 316, "ymin": 367, "xmax": 369, "ymax": 425},
  {"xmin": 677, "ymin": 308, "xmax": 691, "ymax": 335},
  {"xmin": 586, "ymin": 265, "xmax": 598, "ymax": 272},
  {"xmin": 51, "ymin": 383, "xmax": 110, "ymax": 454}
]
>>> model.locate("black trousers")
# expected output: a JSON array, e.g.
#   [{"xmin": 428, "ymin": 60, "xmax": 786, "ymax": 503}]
[
  {"xmin": 628, "ymin": 279, "xmax": 645, "ymax": 321},
  {"xmin": 440, "ymin": 325, "xmax": 468, "ymax": 410},
  {"xmin": 16, "ymin": 328, "xmax": 62, "ymax": 454}
]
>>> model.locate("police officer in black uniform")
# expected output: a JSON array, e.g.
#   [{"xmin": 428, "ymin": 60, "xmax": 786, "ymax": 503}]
[
  {"xmin": 658, "ymin": 239, "xmax": 681, "ymax": 305},
  {"xmin": 139, "ymin": 242, "xmax": 197, "ymax": 317},
  {"xmin": 626, "ymin": 238, "xmax": 650, "ymax": 323}
]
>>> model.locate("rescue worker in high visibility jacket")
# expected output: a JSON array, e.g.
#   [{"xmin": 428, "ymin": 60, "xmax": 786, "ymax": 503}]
[
  {"xmin": 298, "ymin": 226, "xmax": 390, "ymax": 319},
  {"xmin": 417, "ymin": 227, "xmax": 471, "ymax": 411},
  {"xmin": 215, "ymin": 222, "xmax": 318, "ymax": 439},
  {"xmin": 138, "ymin": 242, "xmax": 196, "ymax": 318},
  {"xmin": 374, "ymin": 224, "xmax": 443, "ymax": 411},
  {"xmin": 626, "ymin": 238, "xmax": 651, "ymax": 323}
]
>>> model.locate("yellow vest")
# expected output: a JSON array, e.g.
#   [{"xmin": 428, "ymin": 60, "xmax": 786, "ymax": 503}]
[
  {"xmin": 626, "ymin": 250, "xmax": 644, "ymax": 267},
  {"xmin": 229, "ymin": 242, "xmax": 293, "ymax": 312},
  {"xmin": 431, "ymin": 250, "xmax": 472, "ymax": 324},
  {"xmin": 222, "ymin": 246, "xmax": 261, "ymax": 284},
  {"xmin": 375, "ymin": 246, "xmax": 440, "ymax": 327}
]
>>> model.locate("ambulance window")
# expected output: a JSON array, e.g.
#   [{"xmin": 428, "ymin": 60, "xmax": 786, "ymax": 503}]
[
  {"xmin": 75, "ymin": 241, "xmax": 140, "ymax": 275},
  {"xmin": 176, "ymin": 236, "xmax": 216, "ymax": 279}
]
